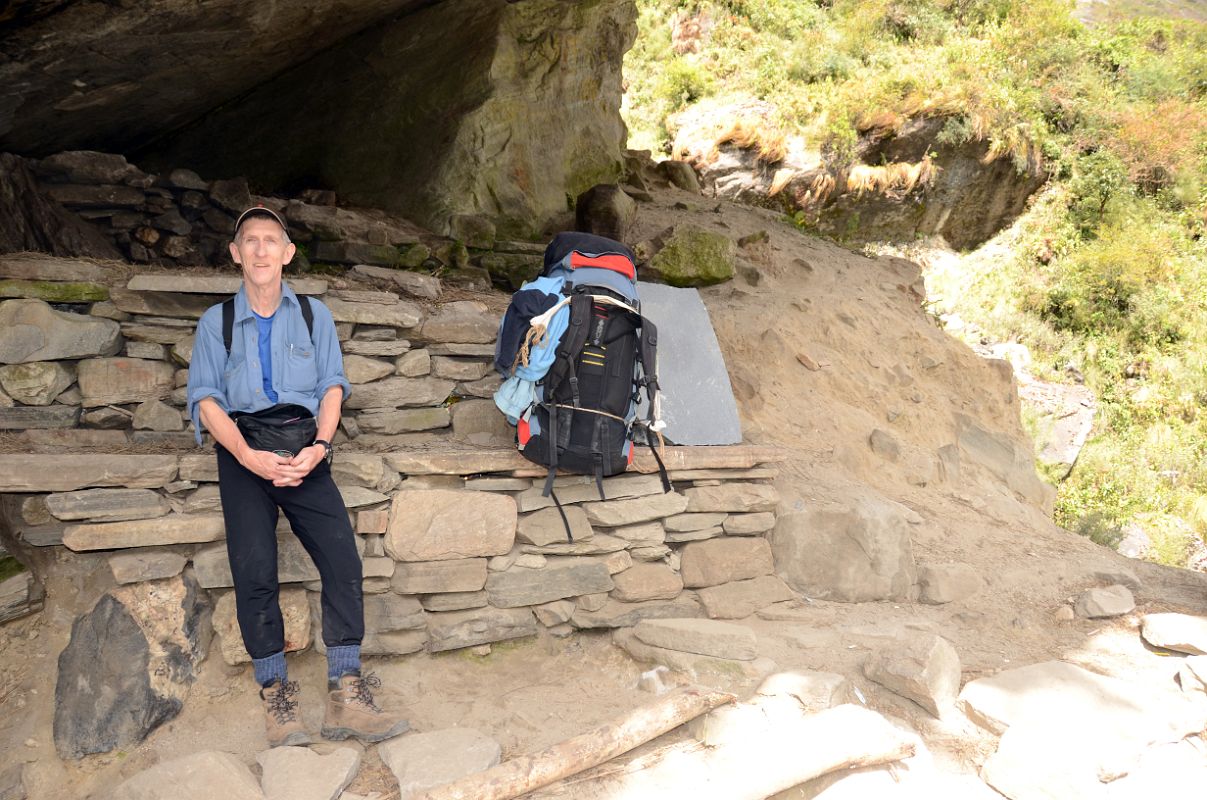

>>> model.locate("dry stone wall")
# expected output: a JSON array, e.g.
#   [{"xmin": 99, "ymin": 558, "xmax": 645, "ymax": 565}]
[
  {"xmin": 0, "ymin": 255, "xmax": 789, "ymax": 667},
  {"xmin": 1, "ymin": 150, "xmax": 550, "ymax": 290}
]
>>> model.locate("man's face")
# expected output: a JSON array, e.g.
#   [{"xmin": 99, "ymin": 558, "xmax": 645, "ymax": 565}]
[{"xmin": 229, "ymin": 217, "xmax": 295, "ymax": 292}]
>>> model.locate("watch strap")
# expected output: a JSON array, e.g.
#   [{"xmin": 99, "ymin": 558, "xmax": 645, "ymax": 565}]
[{"xmin": 314, "ymin": 439, "xmax": 333, "ymax": 463}]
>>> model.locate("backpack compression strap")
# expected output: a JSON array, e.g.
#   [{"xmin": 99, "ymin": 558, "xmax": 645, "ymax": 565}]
[
  {"xmin": 540, "ymin": 293, "xmax": 594, "ymax": 541},
  {"xmin": 223, "ymin": 294, "xmax": 315, "ymax": 356},
  {"xmin": 635, "ymin": 317, "xmax": 672, "ymax": 493}
]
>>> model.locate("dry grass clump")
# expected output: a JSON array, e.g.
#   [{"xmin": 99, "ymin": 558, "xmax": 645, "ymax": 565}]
[
  {"xmin": 846, "ymin": 156, "xmax": 940, "ymax": 198},
  {"xmin": 672, "ymin": 104, "xmax": 789, "ymax": 166}
]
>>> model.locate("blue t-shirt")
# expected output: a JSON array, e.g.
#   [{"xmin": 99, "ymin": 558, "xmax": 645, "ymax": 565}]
[{"xmin": 252, "ymin": 310, "xmax": 279, "ymax": 403}]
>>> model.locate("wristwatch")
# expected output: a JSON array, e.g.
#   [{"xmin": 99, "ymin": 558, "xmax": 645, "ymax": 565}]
[{"xmin": 314, "ymin": 439, "xmax": 334, "ymax": 465}]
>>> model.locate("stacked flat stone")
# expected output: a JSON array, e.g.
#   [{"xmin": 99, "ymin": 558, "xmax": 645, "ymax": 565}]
[
  {"xmin": 0, "ymin": 443, "xmax": 786, "ymax": 658},
  {"xmin": 12, "ymin": 150, "xmax": 547, "ymax": 287}
]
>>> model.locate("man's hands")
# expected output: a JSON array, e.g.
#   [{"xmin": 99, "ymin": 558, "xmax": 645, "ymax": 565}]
[{"xmin": 237, "ymin": 443, "xmax": 326, "ymax": 487}]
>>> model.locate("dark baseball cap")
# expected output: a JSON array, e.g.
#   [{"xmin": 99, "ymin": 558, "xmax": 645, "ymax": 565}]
[{"xmin": 234, "ymin": 205, "xmax": 287, "ymax": 236}]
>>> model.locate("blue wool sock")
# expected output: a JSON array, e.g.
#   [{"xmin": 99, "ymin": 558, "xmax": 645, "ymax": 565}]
[
  {"xmin": 327, "ymin": 644, "xmax": 361, "ymax": 683},
  {"xmin": 252, "ymin": 651, "xmax": 287, "ymax": 687}
]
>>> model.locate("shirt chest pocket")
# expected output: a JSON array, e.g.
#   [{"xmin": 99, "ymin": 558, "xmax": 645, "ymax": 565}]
[
  {"xmin": 281, "ymin": 343, "xmax": 318, "ymax": 393},
  {"xmin": 223, "ymin": 355, "xmax": 254, "ymax": 407}
]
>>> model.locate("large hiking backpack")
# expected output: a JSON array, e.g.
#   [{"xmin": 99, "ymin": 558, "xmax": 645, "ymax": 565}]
[{"xmin": 501, "ymin": 232, "xmax": 669, "ymax": 537}]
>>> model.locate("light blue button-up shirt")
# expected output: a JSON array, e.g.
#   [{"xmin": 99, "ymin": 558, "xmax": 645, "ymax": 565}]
[{"xmin": 186, "ymin": 282, "xmax": 351, "ymax": 444}]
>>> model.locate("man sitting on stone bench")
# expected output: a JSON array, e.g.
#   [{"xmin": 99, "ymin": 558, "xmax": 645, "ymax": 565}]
[{"xmin": 186, "ymin": 206, "xmax": 408, "ymax": 747}]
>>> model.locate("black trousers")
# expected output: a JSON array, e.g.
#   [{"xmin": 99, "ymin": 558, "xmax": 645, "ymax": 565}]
[{"xmin": 215, "ymin": 445, "xmax": 364, "ymax": 659}]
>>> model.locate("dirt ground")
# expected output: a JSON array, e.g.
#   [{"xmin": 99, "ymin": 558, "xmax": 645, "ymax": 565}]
[{"xmin": 3, "ymin": 188, "xmax": 1207, "ymax": 799}]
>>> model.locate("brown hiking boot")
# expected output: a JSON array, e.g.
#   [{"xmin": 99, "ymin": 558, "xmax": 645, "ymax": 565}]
[
  {"xmin": 321, "ymin": 672, "xmax": 409, "ymax": 743},
  {"xmin": 260, "ymin": 679, "xmax": 311, "ymax": 747}
]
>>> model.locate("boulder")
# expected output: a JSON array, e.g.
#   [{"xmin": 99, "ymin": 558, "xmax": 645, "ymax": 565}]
[
  {"xmin": 212, "ymin": 589, "xmax": 311, "ymax": 665},
  {"xmin": 386, "ymin": 489, "xmax": 516, "ymax": 561},
  {"xmin": 54, "ymin": 575, "xmax": 211, "ymax": 759},
  {"xmin": 917, "ymin": 563, "xmax": 983, "ymax": 604},
  {"xmin": 1141, "ymin": 613, "xmax": 1207, "ymax": 656},
  {"xmin": 771, "ymin": 490, "xmax": 917, "ymax": 602},
  {"xmin": 863, "ymin": 634, "xmax": 961, "ymax": 719},
  {"xmin": 658, "ymin": 160, "xmax": 701, "ymax": 193},
  {"xmin": 379, "ymin": 728, "xmax": 502, "ymax": 798},
  {"xmin": 574, "ymin": 184, "xmax": 638, "ymax": 242},
  {"xmin": 0, "ymin": 299, "xmax": 120, "ymax": 364},
  {"xmin": 679, "ymin": 538, "xmax": 775, "ymax": 589},
  {"xmin": 109, "ymin": 751, "xmax": 264, "ymax": 800},
  {"xmin": 0, "ymin": 361, "xmax": 75, "ymax": 405},
  {"xmin": 1074, "ymin": 584, "xmax": 1135, "ymax": 618},
  {"xmin": 647, "ymin": 225, "xmax": 735, "ymax": 287},
  {"xmin": 257, "ymin": 746, "xmax": 360, "ymax": 800},
  {"xmin": 343, "ymin": 376, "xmax": 453, "ymax": 410}
]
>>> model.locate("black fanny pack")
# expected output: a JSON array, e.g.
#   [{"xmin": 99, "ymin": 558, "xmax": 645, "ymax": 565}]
[{"xmin": 231, "ymin": 404, "xmax": 317, "ymax": 457}]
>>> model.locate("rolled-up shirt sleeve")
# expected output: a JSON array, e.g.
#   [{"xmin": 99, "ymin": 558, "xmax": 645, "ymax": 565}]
[
  {"xmin": 310, "ymin": 300, "xmax": 352, "ymax": 404},
  {"xmin": 186, "ymin": 306, "xmax": 230, "ymax": 444}
]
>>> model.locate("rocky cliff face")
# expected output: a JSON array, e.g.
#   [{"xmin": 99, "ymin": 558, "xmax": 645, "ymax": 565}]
[
  {"xmin": 0, "ymin": 0, "xmax": 637, "ymax": 239},
  {"xmin": 0, "ymin": 0, "xmax": 423, "ymax": 153}
]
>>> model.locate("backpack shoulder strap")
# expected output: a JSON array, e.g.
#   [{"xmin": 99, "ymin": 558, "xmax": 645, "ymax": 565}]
[
  {"xmin": 224, "ymin": 295, "xmax": 315, "ymax": 355},
  {"xmin": 298, "ymin": 294, "xmax": 315, "ymax": 341},
  {"xmin": 222, "ymin": 298, "xmax": 235, "ymax": 356}
]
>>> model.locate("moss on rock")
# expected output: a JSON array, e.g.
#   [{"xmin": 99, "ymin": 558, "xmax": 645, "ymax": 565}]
[
  {"xmin": 0, "ymin": 280, "xmax": 109, "ymax": 303},
  {"xmin": 648, "ymin": 226, "xmax": 736, "ymax": 287}
]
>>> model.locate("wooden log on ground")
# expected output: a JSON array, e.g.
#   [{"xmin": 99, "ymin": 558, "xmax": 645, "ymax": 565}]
[
  {"xmin": 412, "ymin": 685, "xmax": 736, "ymax": 800},
  {"xmin": 528, "ymin": 704, "xmax": 916, "ymax": 800}
]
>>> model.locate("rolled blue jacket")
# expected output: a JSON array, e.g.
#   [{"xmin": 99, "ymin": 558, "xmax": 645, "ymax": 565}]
[{"xmin": 186, "ymin": 282, "xmax": 351, "ymax": 444}]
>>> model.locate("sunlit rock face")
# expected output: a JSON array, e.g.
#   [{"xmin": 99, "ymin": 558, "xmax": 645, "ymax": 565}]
[{"xmin": 1, "ymin": 0, "xmax": 637, "ymax": 238}]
